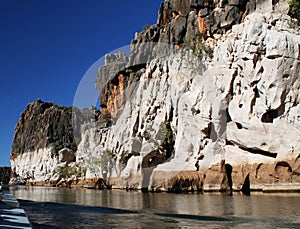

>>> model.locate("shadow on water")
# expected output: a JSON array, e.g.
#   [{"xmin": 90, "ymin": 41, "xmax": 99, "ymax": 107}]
[
  {"xmin": 19, "ymin": 199, "xmax": 138, "ymax": 229},
  {"xmin": 18, "ymin": 198, "xmax": 300, "ymax": 229},
  {"xmin": 19, "ymin": 199, "xmax": 137, "ymax": 214},
  {"xmin": 155, "ymin": 212, "xmax": 235, "ymax": 222}
]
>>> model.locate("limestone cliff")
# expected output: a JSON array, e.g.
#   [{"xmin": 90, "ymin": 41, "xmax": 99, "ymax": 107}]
[
  {"xmin": 11, "ymin": 0, "xmax": 300, "ymax": 192},
  {"xmin": 10, "ymin": 100, "xmax": 99, "ymax": 184},
  {"xmin": 92, "ymin": 0, "xmax": 300, "ymax": 192},
  {"xmin": 10, "ymin": 100, "xmax": 75, "ymax": 183}
]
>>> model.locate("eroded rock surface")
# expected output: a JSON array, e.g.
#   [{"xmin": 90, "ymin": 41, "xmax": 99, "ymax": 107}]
[{"xmin": 11, "ymin": 0, "xmax": 300, "ymax": 192}]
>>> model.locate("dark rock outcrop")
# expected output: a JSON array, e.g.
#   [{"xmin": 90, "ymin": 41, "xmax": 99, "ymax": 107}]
[
  {"xmin": 11, "ymin": 99, "xmax": 75, "ymax": 160},
  {"xmin": 129, "ymin": 0, "xmax": 250, "ymax": 66},
  {"xmin": 10, "ymin": 100, "xmax": 103, "ymax": 184}
]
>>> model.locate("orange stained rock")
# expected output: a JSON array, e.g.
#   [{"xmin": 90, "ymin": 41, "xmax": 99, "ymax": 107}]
[
  {"xmin": 101, "ymin": 107, "xmax": 108, "ymax": 114},
  {"xmin": 117, "ymin": 74, "xmax": 125, "ymax": 111},
  {"xmin": 107, "ymin": 74, "xmax": 126, "ymax": 118},
  {"xmin": 198, "ymin": 16, "xmax": 205, "ymax": 34}
]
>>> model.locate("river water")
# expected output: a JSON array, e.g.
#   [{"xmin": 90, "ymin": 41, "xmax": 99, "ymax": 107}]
[{"xmin": 10, "ymin": 186, "xmax": 300, "ymax": 228}]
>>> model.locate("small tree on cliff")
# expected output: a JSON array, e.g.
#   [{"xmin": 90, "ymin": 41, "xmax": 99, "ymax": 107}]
[
  {"xmin": 99, "ymin": 149, "xmax": 114, "ymax": 180},
  {"xmin": 155, "ymin": 121, "xmax": 175, "ymax": 159},
  {"xmin": 87, "ymin": 149, "xmax": 114, "ymax": 180},
  {"xmin": 182, "ymin": 34, "xmax": 213, "ymax": 58}
]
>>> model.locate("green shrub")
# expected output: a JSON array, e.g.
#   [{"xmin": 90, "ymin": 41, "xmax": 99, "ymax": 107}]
[
  {"xmin": 14, "ymin": 139, "xmax": 21, "ymax": 148},
  {"xmin": 156, "ymin": 121, "xmax": 175, "ymax": 159},
  {"xmin": 162, "ymin": 121, "xmax": 175, "ymax": 158},
  {"xmin": 289, "ymin": 0, "xmax": 300, "ymax": 23},
  {"xmin": 182, "ymin": 34, "xmax": 213, "ymax": 57},
  {"xmin": 76, "ymin": 167, "xmax": 87, "ymax": 178},
  {"xmin": 54, "ymin": 164, "xmax": 76, "ymax": 178},
  {"xmin": 99, "ymin": 149, "xmax": 114, "ymax": 167},
  {"xmin": 52, "ymin": 144, "xmax": 64, "ymax": 156},
  {"xmin": 71, "ymin": 141, "xmax": 77, "ymax": 152}
]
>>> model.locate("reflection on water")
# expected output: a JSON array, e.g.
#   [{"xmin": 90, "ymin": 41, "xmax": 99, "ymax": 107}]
[{"xmin": 10, "ymin": 186, "xmax": 300, "ymax": 228}]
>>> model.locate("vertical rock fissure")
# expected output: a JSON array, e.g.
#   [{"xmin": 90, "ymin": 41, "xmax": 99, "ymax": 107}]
[{"xmin": 241, "ymin": 173, "xmax": 251, "ymax": 195}]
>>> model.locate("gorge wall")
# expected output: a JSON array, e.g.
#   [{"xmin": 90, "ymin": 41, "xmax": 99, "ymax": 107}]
[{"xmin": 11, "ymin": 0, "xmax": 300, "ymax": 193}]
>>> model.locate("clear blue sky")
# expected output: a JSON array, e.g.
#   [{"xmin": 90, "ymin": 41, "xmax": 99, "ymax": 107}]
[{"xmin": 0, "ymin": 0, "xmax": 162, "ymax": 166}]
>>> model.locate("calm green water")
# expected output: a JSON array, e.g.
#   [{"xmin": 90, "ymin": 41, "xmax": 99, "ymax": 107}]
[{"xmin": 10, "ymin": 186, "xmax": 300, "ymax": 228}]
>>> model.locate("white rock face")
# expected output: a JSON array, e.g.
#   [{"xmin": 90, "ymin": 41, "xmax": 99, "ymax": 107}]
[
  {"xmin": 10, "ymin": 9, "xmax": 300, "ymax": 188},
  {"xmin": 78, "ymin": 11, "xmax": 299, "ymax": 188},
  {"xmin": 11, "ymin": 147, "xmax": 58, "ymax": 182},
  {"xmin": 76, "ymin": 124, "xmax": 110, "ymax": 179},
  {"xmin": 224, "ymin": 13, "xmax": 300, "ymax": 158}
]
